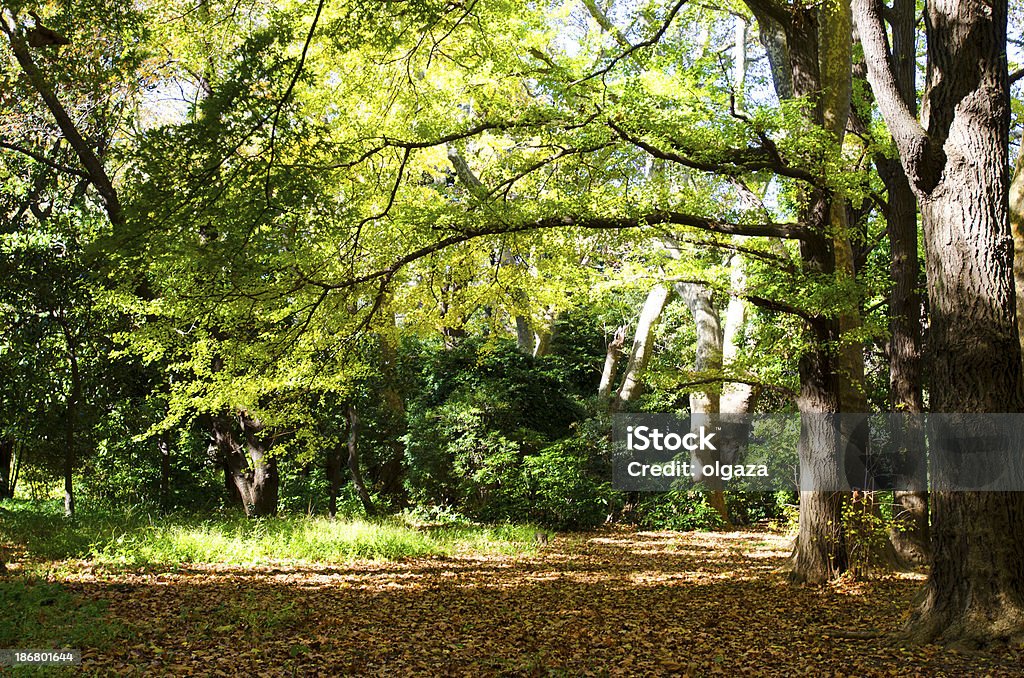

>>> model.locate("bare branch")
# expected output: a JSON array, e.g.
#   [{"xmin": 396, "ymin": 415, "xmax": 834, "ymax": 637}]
[{"xmin": 0, "ymin": 140, "xmax": 87, "ymax": 177}]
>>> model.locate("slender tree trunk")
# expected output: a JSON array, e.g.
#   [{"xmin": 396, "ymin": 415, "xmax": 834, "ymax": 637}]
[
  {"xmin": 158, "ymin": 434, "xmax": 172, "ymax": 513},
  {"xmin": 61, "ymin": 324, "xmax": 80, "ymax": 519},
  {"xmin": 613, "ymin": 285, "xmax": 671, "ymax": 410},
  {"xmin": 598, "ymin": 325, "xmax": 628, "ymax": 400},
  {"xmin": 0, "ymin": 438, "xmax": 14, "ymax": 499},
  {"xmin": 346, "ymin": 404, "xmax": 375, "ymax": 515},
  {"xmin": 327, "ymin": 438, "xmax": 344, "ymax": 518},
  {"xmin": 873, "ymin": 0, "xmax": 928, "ymax": 566},
  {"xmin": 720, "ymin": 254, "xmax": 756, "ymax": 415},
  {"xmin": 1011, "ymin": 147, "xmax": 1024, "ymax": 362},
  {"xmin": 675, "ymin": 280, "xmax": 730, "ymax": 524}
]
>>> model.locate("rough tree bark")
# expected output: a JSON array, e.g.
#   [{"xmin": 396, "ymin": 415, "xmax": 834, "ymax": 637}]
[
  {"xmin": 210, "ymin": 412, "xmax": 279, "ymax": 517},
  {"xmin": 863, "ymin": 0, "xmax": 929, "ymax": 566},
  {"xmin": 856, "ymin": 0, "xmax": 1024, "ymax": 646},
  {"xmin": 238, "ymin": 411, "xmax": 279, "ymax": 517},
  {"xmin": 745, "ymin": 0, "xmax": 849, "ymax": 584}
]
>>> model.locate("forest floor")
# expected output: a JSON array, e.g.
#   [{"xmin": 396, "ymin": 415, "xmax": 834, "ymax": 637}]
[{"xmin": 4, "ymin": 527, "xmax": 1023, "ymax": 676}]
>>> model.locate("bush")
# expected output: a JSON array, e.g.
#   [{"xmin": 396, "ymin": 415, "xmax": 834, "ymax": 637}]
[
  {"xmin": 725, "ymin": 490, "xmax": 796, "ymax": 526},
  {"xmin": 636, "ymin": 490, "xmax": 725, "ymax": 531},
  {"xmin": 523, "ymin": 437, "xmax": 616, "ymax": 531},
  {"xmin": 402, "ymin": 339, "xmax": 584, "ymax": 519}
]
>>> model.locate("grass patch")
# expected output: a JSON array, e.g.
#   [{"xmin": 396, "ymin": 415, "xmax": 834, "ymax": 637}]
[
  {"xmin": 0, "ymin": 578, "xmax": 121, "ymax": 650},
  {"xmin": 0, "ymin": 500, "xmax": 542, "ymax": 568}
]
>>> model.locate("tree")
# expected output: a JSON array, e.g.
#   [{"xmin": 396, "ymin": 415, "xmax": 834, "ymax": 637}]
[{"xmin": 856, "ymin": 0, "xmax": 1024, "ymax": 645}]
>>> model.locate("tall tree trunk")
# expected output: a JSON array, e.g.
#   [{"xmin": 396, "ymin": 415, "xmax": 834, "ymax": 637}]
[
  {"xmin": 746, "ymin": 0, "xmax": 848, "ymax": 583},
  {"xmin": 857, "ymin": 0, "xmax": 1024, "ymax": 645},
  {"xmin": 613, "ymin": 284, "xmax": 671, "ymax": 410},
  {"xmin": 327, "ymin": 438, "xmax": 344, "ymax": 518},
  {"xmin": 346, "ymin": 404, "xmax": 375, "ymax": 515},
  {"xmin": 0, "ymin": 438, "xmax": 14, "ymax": 499},
  {"xmin": 598, "ymin": 325, "xmax": 628, "ymax": 400},
  {"xmin": 60, "ymin": 319, "xmax": 80, "ymax": 520},
  {"xmin": 674, "ymin": 280, "xmax": 730, "ymax": 524},
  {"xmin": 873, "ymin": 0, "xmax": 929, "ymax": 566}
]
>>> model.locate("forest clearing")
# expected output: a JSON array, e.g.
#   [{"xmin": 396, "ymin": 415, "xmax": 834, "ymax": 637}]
[
  {"xmin": 5, "ymin": 0, "xmax": 1024, "ymax": 673},
  {"xmin": 5, "ymin": 518, "xmax": 1023, "ymax": 677}
]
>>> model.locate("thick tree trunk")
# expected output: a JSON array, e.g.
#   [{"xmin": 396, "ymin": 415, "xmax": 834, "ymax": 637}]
[
  {"xmin": 792, "ymin": 337, "xmax": 846, "ymax": 584},
  {"xmin": 239, "ymin": 411, "xmax": 278, "ymax": 517},
  {"xmin": 346, "ymin": 404, "xmax": 375, "ymax": 515},
  {"xmin": 748, "ymin": 0, "xmax": 849, "ymax": 583},
  {"xmin": 857, "ymin": 0, "xmax": 1024, "ymax": 645},
  {"xmin": 613, "ymin": 285, "xmax": 671, "ymax": 410},
  {"xmin": 211, "ymin": 412, "xmax": 279, "ymax": 517}
]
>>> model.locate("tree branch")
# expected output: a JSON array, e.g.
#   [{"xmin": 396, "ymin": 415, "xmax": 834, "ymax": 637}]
[
  {"xmin": 1, "ymin": 13, "xmax": 123, "ymax": 227},
  {"xmin": 568, "ymin": 0, "xmax": 689, "ymax": 88},
  {"xmin": 608, "ymin": 118, "xmax": 819, "ymax": 184},
  {"xmin": 852, "ymin": 0, "xmax": 940, "ymax": 194},
  {"xmin": 0, "ymin": 140, "xmax": 88, "ymax": 177},
  {"xmin": 581, "ymin": 0, "xmax": 632, "ymax": 48}
]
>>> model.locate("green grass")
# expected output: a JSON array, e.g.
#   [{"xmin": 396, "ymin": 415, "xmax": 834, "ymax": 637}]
[
  {"xmin": 0, "ymin": 499, "xmax": 542, "ymax": 568},
  {"xmin": 0, "ymin": 578, "xmax": 123, "ymax": 676}
]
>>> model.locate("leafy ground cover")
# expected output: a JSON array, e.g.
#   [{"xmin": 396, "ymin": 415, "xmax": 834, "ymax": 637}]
[{"xmin": 3, "ymin": 525, "xmax": 1022, "ymax": 676}]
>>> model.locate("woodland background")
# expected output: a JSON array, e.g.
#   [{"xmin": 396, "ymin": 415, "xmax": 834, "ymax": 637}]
[{"xmin": 2, "ymin": 0, "xmax": 1024, "ymax": 669}]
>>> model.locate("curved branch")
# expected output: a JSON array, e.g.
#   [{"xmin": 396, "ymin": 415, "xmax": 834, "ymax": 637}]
[
  {"xmin": 0, "ymin": 14, "xmax": 122, "ymax": 227},
  {"xmin": 852, "ymin": 0, "xmax": 940, "ymax": 193}
]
